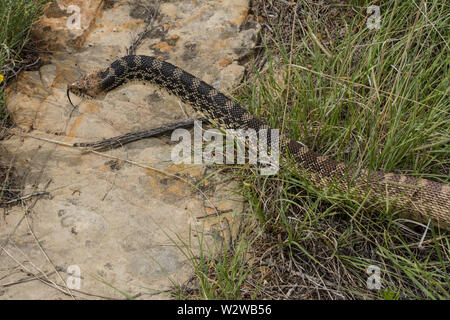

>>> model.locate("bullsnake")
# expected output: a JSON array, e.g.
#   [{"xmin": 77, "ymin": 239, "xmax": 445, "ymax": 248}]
[{"xmin": 67, "ymin": 55, "xmax": 450, "ymax": 230}]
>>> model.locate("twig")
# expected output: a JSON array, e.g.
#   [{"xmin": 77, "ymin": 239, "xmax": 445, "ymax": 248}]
[
  {"xmin": 196, "ymin": 209, "xmax": 233, "ymax": 220},
  {"xmin": 127, "ymin": 1, "xmax": 160, "ymax": 55},
  {"xmin": 73, "ymin": 117, "xmax": 207, "ymax": 151},
  {"xmin": 3, "ymin": 191, "xmax": 50, "ymax": 205},
  {"xmin": 1, "ymin": 271, "xmax": 57, "ymax": 287}
]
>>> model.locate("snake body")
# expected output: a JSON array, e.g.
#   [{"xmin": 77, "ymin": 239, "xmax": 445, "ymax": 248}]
[{"xmin": 68, "ymin": 55, "xmax": 450, "ymax": 230}]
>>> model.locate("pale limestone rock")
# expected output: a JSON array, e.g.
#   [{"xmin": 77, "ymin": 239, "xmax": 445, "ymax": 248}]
[{"xmin": 160, "ymin": 3, "xmax": 178, "ymax": 19}]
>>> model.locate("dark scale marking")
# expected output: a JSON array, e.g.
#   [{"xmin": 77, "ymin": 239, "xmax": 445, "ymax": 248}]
[
  {"xmin": 179, "ymin": 71, "xmax": 195, "ymax": 91},
  {"xmin": 182, "ymin": 92, "xmax": 200, "ymax": 106},
  {"xmin": 163, "ymin": 79, "xmax": 177, "ymax": 92},
  {"xmin": 197, "ymin": 82, "xmax": 214, "ymax": 100},
  {"xmin": 143, "ymin": 73, "xmax": 155, "ymax": 82},
  {"xmin": 124, "ymin": 56, "xmax": 137, "ymax": 69},
  {"xmin": 111, "ymin": 60, "xmax": 126, "ymax": 76},
  {"xmin": 99, "ymin": 69, "xmax": 111, "ymax": 79},
  {"xmin": 128, "ymin": 72, "xmax": 144, "ymax": 81},
  {"xmin": 160, "ymin": 61, "xmax": 176, "ymax": 78},
  {"xmin": 102, "ymin": 74, "xmax": 125, "ymax": 91},
  {"xmin": 149, "ymin": 75, "xmax": 164, "ymax": 87}
]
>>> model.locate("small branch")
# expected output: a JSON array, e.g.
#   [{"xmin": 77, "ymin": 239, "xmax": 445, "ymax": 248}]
[
  {"xmin": 196, "ymin": 209, "xmax": 233, "ymax": 220},
  {"xmin": 127, "ymin": 1, "xmax": 160, "ymax": 55},
  {"xmin": 3, "ymin": 191, "xmax": 50, "ymax": 205},
  {"xmin": 73, "ymin": 117, "xmax": 207, "ymax": 151}
]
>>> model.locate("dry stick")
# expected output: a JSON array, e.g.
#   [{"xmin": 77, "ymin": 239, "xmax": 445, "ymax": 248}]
[
  {"xmin": 4, "ymin": 191, "xmax": 50, "ymax": 205},
  {"xmin": 73, "ymin": 117, "xmax": 207, "ymax": 151},
  {"xmin": 1, "ymin": 270, "xmax": 57, "ymax": 287},
  {"xmin": 126, "ymin": 1, "xmax": 160, "ymax": 55},
  {"xmin": 196, "ymin": 209, "xmax": 233, "ymax": 220}
]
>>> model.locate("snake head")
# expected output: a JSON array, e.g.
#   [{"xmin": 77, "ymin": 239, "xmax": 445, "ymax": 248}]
[{"xmin": 67, "ymin": 71, "xmax": 104, "ymax": 105}]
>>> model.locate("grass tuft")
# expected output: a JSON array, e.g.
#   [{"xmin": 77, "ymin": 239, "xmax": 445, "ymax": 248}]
[{"xmin": 0, "ymin": 0, "xmax": 51, "ymax": 123}]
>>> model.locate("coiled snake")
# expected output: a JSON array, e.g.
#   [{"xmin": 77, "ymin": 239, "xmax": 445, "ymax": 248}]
[{"xmin": 68, "ymin": 55, "xmax": 450, "ymax": 230}]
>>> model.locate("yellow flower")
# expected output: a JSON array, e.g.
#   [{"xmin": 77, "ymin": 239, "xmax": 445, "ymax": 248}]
[{"xmin": 0, "ymin": 74, "xmax": 3, "ymax": 83}]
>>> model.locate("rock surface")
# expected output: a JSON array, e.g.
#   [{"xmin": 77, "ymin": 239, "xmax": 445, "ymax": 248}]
[{"xmin": 0, "ymin": 0, "xmax": 259, "ymax": 299}]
